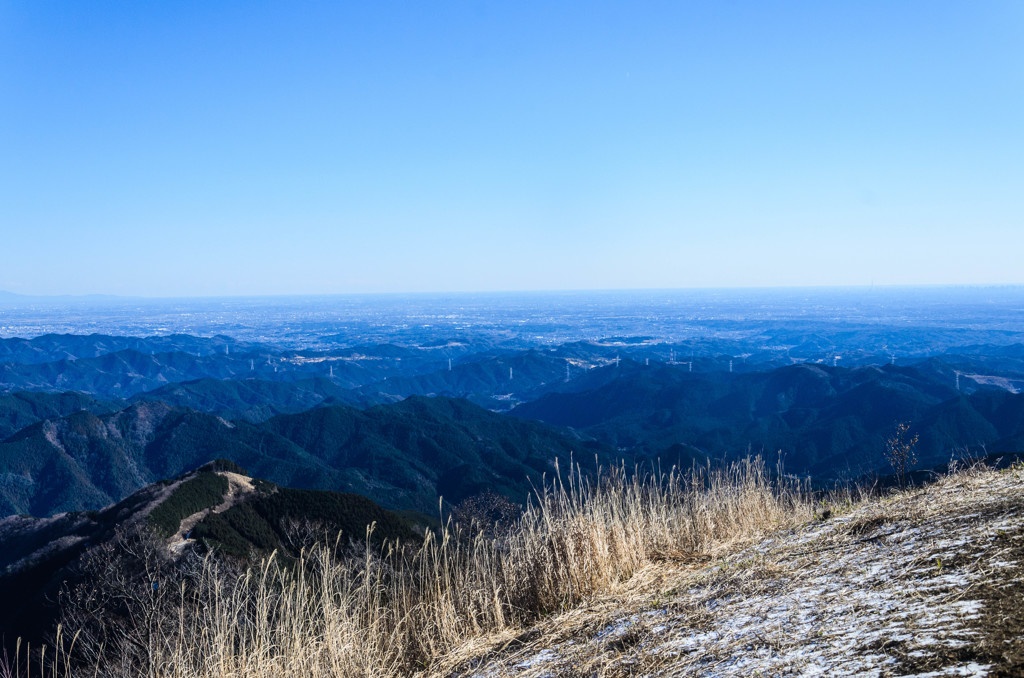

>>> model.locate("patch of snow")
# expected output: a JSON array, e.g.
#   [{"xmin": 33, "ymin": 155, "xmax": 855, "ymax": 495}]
[{"xmin": 513, "ymin": 649, "xmax": 558, "ymax": 669}]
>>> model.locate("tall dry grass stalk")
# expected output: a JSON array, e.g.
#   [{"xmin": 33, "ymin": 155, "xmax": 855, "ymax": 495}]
[{"xmin": 33, "ymin": 457, "xmax": 814, "ymax": 678}]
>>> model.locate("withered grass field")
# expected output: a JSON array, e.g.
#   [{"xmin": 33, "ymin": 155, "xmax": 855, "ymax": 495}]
[
  {"xmin": 8, "ymin": 459, "xmax": 1024, "ymax": 677},
  {"xmin": 451, "ymin": 464, "xmax": 1024, "ymax": 677}
]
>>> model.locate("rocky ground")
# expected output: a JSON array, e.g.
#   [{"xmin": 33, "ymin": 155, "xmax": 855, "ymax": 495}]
[{"xmin": 438, "ymin": 464, "xmax": 1024, "ymax": 677}]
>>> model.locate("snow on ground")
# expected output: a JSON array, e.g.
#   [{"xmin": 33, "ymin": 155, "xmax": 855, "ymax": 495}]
[{"xmin": 444, "ymin": 466, "xmax": 1024, "ymax": 677}]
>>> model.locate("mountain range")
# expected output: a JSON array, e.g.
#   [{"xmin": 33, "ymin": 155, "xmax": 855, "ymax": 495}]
[
  {"xmin": 4, "ymin": 356, "xmax": 1024, "ymax": 521},
  {"xmin": 0, "ymin": 395, "xmax": 608, "ymax": 517},
  {"xmin": 511, "ymin": 360, "xmax": 1024, "ymax": 480}
]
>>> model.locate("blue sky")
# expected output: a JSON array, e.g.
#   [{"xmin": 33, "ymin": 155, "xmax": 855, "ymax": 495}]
[{"xmin": 1, "ymin": 1, "xmax": 1021, "ymax": 296}]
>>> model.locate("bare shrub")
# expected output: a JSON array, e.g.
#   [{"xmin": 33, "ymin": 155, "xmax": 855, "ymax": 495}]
[
  {"xmin": 279, "ymin": 516, "xmax": 333, "ymax": 553},
  {"xmin": 885, "ymin": 421, "xmax": 920, "ymax": 490},
  {"xmin": 57, "ymin": 525, "xmax": 233, "ymax": 677},
  {"xmin": 450, "ymin": 490, "xmax": 521, "ymax": 539}
]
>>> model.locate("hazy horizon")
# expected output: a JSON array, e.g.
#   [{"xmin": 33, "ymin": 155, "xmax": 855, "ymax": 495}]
[{"xmin": 4, "ymin": 282, "xmax": 1024, "ymax": 303}]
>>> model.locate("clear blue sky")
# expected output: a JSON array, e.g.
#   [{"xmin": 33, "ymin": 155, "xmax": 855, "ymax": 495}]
[{"xmin": 1, "ymin": 1, "xmax": 1021, "ymax": 296}]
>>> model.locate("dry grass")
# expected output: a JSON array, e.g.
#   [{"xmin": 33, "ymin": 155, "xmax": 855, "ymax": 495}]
[
  {"xmin": 7, "ymin": 456, "xmax": 814, "ymax": 678},
  {"xmin": 449, "ymin": 462, "xmax": 1024, "ymax": 678}
]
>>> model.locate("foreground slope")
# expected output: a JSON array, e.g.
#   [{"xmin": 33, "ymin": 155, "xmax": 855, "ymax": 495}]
[{"xmin": 440, "ymin": 466, "xmax": 1024, "ymax": 677}]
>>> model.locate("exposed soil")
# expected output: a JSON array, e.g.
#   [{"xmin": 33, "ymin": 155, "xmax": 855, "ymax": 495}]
[{"xmin": 168, "ymin": 471, "xmax": 255, "ymax": 546}]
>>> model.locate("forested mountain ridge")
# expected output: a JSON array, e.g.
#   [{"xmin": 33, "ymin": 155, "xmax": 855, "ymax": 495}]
[
  {"xmin": 511, "ymin": 360, "xmax": 1024, "ymax": 480},
  {"xmin": 0, "ymin": 390, "xmax": 121, "ymax": 439},
  {"xmin": 0, "ymin": 460, "xmax": 419, "ymax": 649},
  {"xmin": 0, "ymin": 333, "xmax": 257, "ymax": 364},
  {"xmin": 130, "ymin": 376, "xmax": 370, "ymax": 421},
  {"xmin": 0, "ymin": 396, "xmax": 609, "ymax": 517}
]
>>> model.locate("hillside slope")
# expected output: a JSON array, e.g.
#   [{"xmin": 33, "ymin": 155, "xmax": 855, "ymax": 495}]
[
  {"xmin": 512, "ymin": 361, "xmax": 1024, "ymax": 479},
  {"xmin": 0, "ymin": 460, "xmax": 418, "ymax": 648},
  {"xmin": 0, "ymin": 333, "xmax": 255, "ymax": 365},
  {"xmin": 130, "ymin": 376, "xmax": 369, "ymax": 421},
  {"xmin": 439, "ymin": 466, "xmax": 1024, "ymax": 677},
  {"xmin": 0, "ymin": 396, "xmax": 610, "ymax": 516},
  {"xmin": 0, "ymin": 390, "xmax": 120, "ymax": 439}
]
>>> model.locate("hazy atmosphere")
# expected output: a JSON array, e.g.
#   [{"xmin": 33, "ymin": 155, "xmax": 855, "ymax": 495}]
[{"xmin": 2, "ymin": 1, "xmax": 1022, "ymax": 296}]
